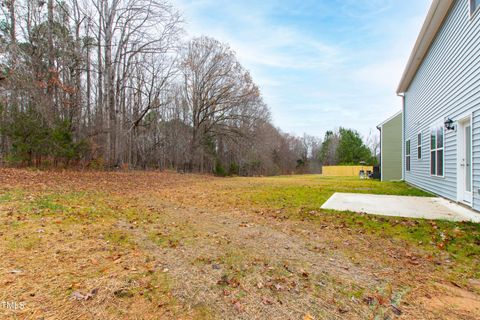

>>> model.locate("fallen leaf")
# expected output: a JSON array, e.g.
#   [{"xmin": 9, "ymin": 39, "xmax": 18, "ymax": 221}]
[
  {"xmin": 72, "ymin": 291, "xmax": 86, "ymax": 301},
  {"xmin": 9, "ymin": 269, "xmax": 23, "ymax": 274},
  {"xmin": 233, "ymin": 301, "xmax": 244, "ymax": 312},
  {"xmin": 72, "ymin": 288, "xmax": 98, "ymax": 301},
  {"xmin": 218, "ymin": 275, "xmax": 229, "ymax": 286},
  {"xmin": 338, "ymin": 307, "xmax": 348, "ymax": 314},
  {"xmin": 114, "ymin": 288, "xmax": 134, "ymax": 298},
  {"xmin": 391, "ymin": 304, "xmax": 402, "ymax": 316},
  {"xmin": 283, "ymin": 264, "xmax": 293, "ymax": 273},
  {"xmin": 228, "ymin": 277, "xmax": 240, "ymax": 288},
  {"xmin": 408, "ymin": 260, "xmax": 420, "ymax": 266},
  {"xmin": 299, "ymin": 269, "xmax": 309, "ymax": 278},
  {"xmin": 363, "ymin": 296, "xmax": 375, "ymax": 305}
]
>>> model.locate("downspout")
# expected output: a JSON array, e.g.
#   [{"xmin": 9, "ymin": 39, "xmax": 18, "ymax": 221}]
[
  {"xmin": 376, "ymin": 124, "xmax": 382, "ymax": 181},
  {"xmin": 397, "ymin": 92, "xmax": 406, "ymax": 181}
]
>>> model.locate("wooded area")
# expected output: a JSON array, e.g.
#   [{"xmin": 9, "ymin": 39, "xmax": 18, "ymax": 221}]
[{"xmin": 0, "ymin": 0, "xmax": 376, "ymax": 175}]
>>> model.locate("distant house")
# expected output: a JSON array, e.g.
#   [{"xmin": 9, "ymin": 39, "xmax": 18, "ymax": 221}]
[
  {"xmin": 397, "ymin": 0, "xmax": 480, "ymax": 209},
  {"xmin": 377, "ymin": 111, "xmax": 402, "ymax": 181}
]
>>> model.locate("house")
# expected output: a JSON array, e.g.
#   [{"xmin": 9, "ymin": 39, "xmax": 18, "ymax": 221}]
[
  {"xmin": 397, "ymin": 0, "xmax": 480, "ymax": 209},
  {"xmin": 377, "ymin": 111, "xmax": 403, "ymax": 181}
]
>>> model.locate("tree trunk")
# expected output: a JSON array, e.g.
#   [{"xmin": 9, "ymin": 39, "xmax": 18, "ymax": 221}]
[
  {"xmin": 47, "ymin": 0, "xmax": 55, "ymax": 115},
  {"xmin": 85, "ymin": 20, "xmax": 92, "ymax": 130}
]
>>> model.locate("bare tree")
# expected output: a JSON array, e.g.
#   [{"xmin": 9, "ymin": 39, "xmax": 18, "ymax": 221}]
[
  {"xmin": 179, "ymin": 36, "xmax": 268, "ymax": 171},
  {"xmin": 0, "ymin": 0, "xmax": 321, "ymax": 175},
  {"xmin": 366, "ymin": 129, "xmax": 380, "ymax": 164}
]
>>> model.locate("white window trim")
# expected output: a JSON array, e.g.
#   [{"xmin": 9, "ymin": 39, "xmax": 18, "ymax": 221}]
[
  {"xmin": 430, "ymin": 123, "xmax": 445, "ymax": 178},
  {"xmin": 406, "ymin": 139, "xmax": 411, "ymax": 172},
  {"xmin": 456, "ymin": 112, "xmax": 474, "ymax": 205},
  {"xmin": 417, "ymin": 132, "xmax": 422, "ymax": 160}
]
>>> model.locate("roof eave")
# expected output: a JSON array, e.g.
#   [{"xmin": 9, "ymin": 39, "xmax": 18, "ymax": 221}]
[
  {"xmin": 396, "ymin": 0, "xmax": 455, "ymax": 94},
  {"xmin": 377, "ymin": 110, "xmax": 402, "ymax": 128}
]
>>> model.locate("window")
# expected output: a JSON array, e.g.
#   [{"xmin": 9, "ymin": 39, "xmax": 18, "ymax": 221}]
[
  {"xmin": 417, "ymin": 133, "xmax": 422, "ymax": 159},
  {"xmin": 406, "ymin": 139, "xmax": 411, "ymax": 172},
  {"xmin": 472, "ymin": 0, "xmax": 480, "ymax": 15},
  {"xmin": 430, "ymin": 124, "xmax": 444, "ymax": 177}
]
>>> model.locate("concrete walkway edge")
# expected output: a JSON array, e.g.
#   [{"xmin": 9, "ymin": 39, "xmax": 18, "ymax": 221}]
[{"xmin": 321, "ymin": 193, "xmax": 480, "ymax": 223}]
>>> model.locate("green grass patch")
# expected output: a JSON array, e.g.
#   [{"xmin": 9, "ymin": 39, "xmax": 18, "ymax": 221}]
[
  {"xmin": 214, "ymin": 248, "xmax": 258, "ymax": 280},
  {"xmin": 30, "ymin": 194, "xmax": 67, "ymax": 213},
  {"xmin": 7, "ymin": 234, "xmax": 42, "ymax": 251},
  {"xmin": 147, "ymin": 231, "xmax": 184, "ymax": 248},
  {"xmin": 105, "ymin": 231, "xmax": 134, "ymax": 247},
  {"xmin": 303, "ymin": 209, "xmax": 480, "ymax": 279},
  {"xmin": 242, "ymin": 177, "xmax": 431, "ymax": 211},
  {"xmin": 233, "ymin": 176, "xmax": 478, "ymax": 279},
  {"xmin": 0, "ymin": 192, "xmax": 13, "ymax": 203},
  {"xmin": 147, "ymin": 220, "xmax": 197, "ymax": 249},
  {"xmin": 0, "ymin": 189, "xmax": 26, "ymax": 203},
  {"xmin": 190, "ymin": 304, "xmax": 214, "ymax": 320},
  {"xmin": 3, "ymin": 191, "xmax": 122, "ymax": 225}
]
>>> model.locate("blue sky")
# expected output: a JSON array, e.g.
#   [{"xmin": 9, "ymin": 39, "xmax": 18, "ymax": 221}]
[{"xmin": 172, "ymin": 0, "xmax": 431, "ymax": 139}]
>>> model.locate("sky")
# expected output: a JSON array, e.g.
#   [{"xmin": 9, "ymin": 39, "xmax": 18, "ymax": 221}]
[{"xmin": 172, "ymin": 0, "xmax": 432, "ymax": 139}]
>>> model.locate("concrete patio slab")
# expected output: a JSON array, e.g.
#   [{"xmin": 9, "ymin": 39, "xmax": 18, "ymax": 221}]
[{"xmin": 321, "ymin": 193, "xmax": 480, "ymax": 223}]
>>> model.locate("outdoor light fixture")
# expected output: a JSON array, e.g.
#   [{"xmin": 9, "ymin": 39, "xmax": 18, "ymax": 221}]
[{"xmin": 444, "ymin": 118, "xmax": 455, "ymax": 131}]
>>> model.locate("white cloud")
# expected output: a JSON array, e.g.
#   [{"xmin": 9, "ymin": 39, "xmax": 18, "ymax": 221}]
[
  {"xmin": 174, "ymin": 0, "xmax": 342, "ymax": 70},
  {"xmin": 172, "ymin": 0, "xmax": 432, "ymax": 138}
]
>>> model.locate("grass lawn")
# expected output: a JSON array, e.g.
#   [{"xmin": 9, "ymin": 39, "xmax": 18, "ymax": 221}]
[
  {"xmin": 0, "ymin": 169, "xmax": 479, "ymax": 319},
  {"xmin": 230, "ymin": 176, "xmax": 479, "ymax": 278}
]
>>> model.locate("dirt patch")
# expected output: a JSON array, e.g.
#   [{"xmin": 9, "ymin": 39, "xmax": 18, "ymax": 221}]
[
  {"xmin": 418, "ymin": 283, "xmax": 480, "ymax": 320},
  {"xmin": 121, "ymin": 200, "xmax": 380, "ymax": 319}
]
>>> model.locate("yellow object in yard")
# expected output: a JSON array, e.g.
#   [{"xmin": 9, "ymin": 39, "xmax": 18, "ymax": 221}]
[{"xmin": 322, "ymin": 165, "xmax": 373, "ymax": 177}]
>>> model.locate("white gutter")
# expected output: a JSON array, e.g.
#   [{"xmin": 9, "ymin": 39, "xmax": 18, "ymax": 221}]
[{"xmin": 397, "ymin": 93, "xmax": 405, "ymax": 181}]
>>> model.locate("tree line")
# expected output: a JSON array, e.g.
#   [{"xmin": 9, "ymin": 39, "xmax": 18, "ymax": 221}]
[
  {"xmin": 319, "ymin": 128, "xmax": 378, "ymax": 166},
  {"xmin": 0, "ymin": 0, "xmax": 377, "ymax": 175}
]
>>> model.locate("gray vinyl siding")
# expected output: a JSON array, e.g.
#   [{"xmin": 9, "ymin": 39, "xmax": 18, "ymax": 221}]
[{"xmin": 404, "ymin": 0, "xmax": 480, "ymax": 209}]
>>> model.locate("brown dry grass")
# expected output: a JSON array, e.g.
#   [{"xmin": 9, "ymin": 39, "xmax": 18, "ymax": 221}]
[{"xmin": 0, "ymin": 169, "xmax": 479, "ymax": 320}]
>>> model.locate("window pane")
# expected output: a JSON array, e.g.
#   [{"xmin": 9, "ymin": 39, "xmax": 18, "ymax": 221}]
[
  {"xmin": 436, "ymin": 150, "xmax": 444, "ymax": 176},
  {"xmin": 473, "ymin": 0, "xmax": 480, "ymax": 12},
  {"xmin": 437, "ymin": 126, "xmax": 444, "ymax": 148},
  {"xmin": 418, "ymin": 133, "xmax": 421, "ymax": 145},
  {"xmin": 406, "ymin": 156, "xmax": 411, "ymax": 172},
  {"xmin": 431, "ymin": 129, "xmax": 436, "ymax": 149},
  {"xmin": 418, "ymin": 146, "xmax": 422, "ymax": 159},
  {"xmin": 431, "ymin": 151, "xmax": 436, "ymax": 175},
  {"xmin": 406, "ymin": 140, "xmax": 410, "ymax": 155}
]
